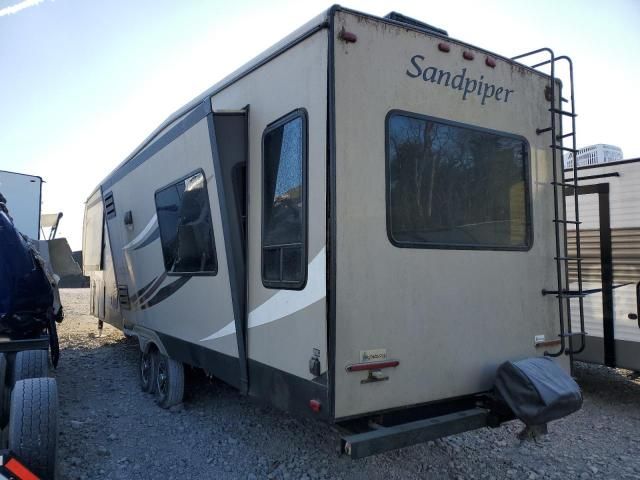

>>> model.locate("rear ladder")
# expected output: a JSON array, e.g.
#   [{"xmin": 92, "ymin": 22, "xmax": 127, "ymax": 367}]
[{"xmin": 512, "ymin": 48, "xmax": 586, "ymax": 356}]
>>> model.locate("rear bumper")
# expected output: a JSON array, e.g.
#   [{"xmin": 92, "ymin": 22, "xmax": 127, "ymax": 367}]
[{"xmin": 342, "ymin": 407, "xmax": 490, "ymax": 458}]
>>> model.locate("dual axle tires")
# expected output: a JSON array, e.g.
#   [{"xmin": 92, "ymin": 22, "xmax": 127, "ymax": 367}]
[{"xmin": 139, "ymin": 349, "xmax": 184, "ymax": 409}]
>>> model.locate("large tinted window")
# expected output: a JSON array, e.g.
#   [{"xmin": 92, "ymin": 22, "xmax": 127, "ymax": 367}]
[
  {"xmin": 386, "ymin": 112, "xmax": 531, "ymax": 249},
  {"xmin": 262, "ymin": 110, "xmax": 307, "ymax": 289},
  {"xmin": 155, "ymin": 171, "xmax": 217, "ymax": 274}
]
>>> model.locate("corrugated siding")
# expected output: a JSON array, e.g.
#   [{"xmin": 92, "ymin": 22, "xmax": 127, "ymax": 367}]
[{"xmin": 568, "ymin": 228, "xmax": 640, "ymax": 283}]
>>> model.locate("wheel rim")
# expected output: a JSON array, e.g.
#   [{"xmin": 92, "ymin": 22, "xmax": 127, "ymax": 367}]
[
  {"xmin": 157, "ymin": 360, "xmax": 168, "ymax": 396},
  {"xmin": 141, "ymin": 352, "xmax": 152, "ymax": 385}
]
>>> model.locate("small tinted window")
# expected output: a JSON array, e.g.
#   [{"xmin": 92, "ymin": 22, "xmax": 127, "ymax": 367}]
[
  {"xmin": 155, "ymin": 172, "xmax": 217, "ymax": 274},
  {"xmin": 387, "ymin": 112, "xmax": 531, "ymax": 249},
  {"xmin": 262, "ymin": 111, "xmax": 307, "ymax": 289}
]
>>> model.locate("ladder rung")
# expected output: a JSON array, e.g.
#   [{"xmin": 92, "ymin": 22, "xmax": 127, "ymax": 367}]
[
  {"xmin": 553, "ymin": 219, "xmax": 581, "ymax": 224},
  {"xmin": 560, "ymin": 332, "xmax": 587, "ymax": 338},
  {"xmin": 561, "ymin": 97, "xmax": 569, "ymax": 103},
  {"xmin": 549, "ymin": 108, "xmax": 577, "ymax": 117},
  {"xmin": 556, "ymin": 132, "xmax": 574, "ymax": 140},
  {"xmin": 550, "ymin": 145, "xmax": 578, "ymax": 153},
  {"xmin": 554, "ymin": 256, "xmax": 583, "ymax": 261},
  {"xmin": 542, "ymin": 289, "xmax": 586, "ymax": 298},
  {"xmin": 551, "ymin": 181, "xmax": 578, "ymax": 188},
  {"xmin": 558, "ymin": 293, "xmax": 586, "ymax": 299},
  {"xmin": 536, "ymin": 127, "xmax": 552, "ymax": 135}
]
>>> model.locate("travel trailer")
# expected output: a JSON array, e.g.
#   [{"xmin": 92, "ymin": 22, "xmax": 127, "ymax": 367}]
[
  {"xmin": 82, "ymin": 7, "xmax": 584, "ymax": 457},
  {"xmin": 567, "ymin": 158, "xmax": 640, "ymax": 371},
  {"xmin": 0, "ymin": 170, "xmax": 42, "ymax": 239}
]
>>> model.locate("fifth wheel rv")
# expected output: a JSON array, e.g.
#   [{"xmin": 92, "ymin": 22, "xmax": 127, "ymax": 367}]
[
  {"xmin": 566, "ymin": 158, "xmax": 640, "ymax": 371},
  {"xmin": 82, "ymin": 7, "xmax": 583, "ymax": 457}
]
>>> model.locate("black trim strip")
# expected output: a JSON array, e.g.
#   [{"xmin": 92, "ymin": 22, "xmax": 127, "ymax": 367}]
[{"xmin": 327, "ymin": 5, "xmax": 338, "ymax": 420}]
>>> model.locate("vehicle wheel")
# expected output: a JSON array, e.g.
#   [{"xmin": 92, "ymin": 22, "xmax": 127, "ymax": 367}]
[
  {"xmin": 13, "ymin": 350, "xmax": 49, "ymax": 384},
  {"xmin": 9, "ymin": 378, "xmax": 58, "ymax": 479},
  {"xmin": 139, "ymin": 349, "xmax": 157, "ymax": 393},
  {"xmin": 155, "ymin": 354, "xmax": 184, "ymax": 409}
]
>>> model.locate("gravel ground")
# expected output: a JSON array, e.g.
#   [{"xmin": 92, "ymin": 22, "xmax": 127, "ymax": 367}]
[{"xmin": 55, "ymin": 289, "xmax": 640, "ymax": 480}]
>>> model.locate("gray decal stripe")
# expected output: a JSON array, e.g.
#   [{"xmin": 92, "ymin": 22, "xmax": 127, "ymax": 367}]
[
  {"xmin": 136, "ymin": 272, "xmax": 168, "ymax": 305},
  {"xmin": 141, "ymin": 276, "xmax": 191, "ymax": 309},
  {"xmin": 133, "ymin": 227, "xmax": 160, "ymax": 251}
]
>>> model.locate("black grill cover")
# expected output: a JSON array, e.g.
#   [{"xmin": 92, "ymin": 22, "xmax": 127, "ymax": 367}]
[
  {"xmin": 494, "ymin": 357, "xmax": 582, "ymax": 426},
  {"xmin": 0, "ymin": 211, "xmax": 53, "ymax": 337}
]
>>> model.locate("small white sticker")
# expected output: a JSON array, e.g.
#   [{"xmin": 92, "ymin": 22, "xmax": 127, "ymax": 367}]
[
  {"xmin": 360, "ymin": 348, "xmax": 387, "ymax": 362},
  {"xmin": 534, "ymin": 335, "xmax": 546, "ymax": 344}
]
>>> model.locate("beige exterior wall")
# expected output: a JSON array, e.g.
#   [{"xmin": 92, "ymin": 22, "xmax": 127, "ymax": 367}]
[
  {"xmin": 211, "ymin": 30, "xmax": 329, "ymax": 380},
  {"xmin": 332, "ymin": 11, "xmax": 568, "ymax": 418}
]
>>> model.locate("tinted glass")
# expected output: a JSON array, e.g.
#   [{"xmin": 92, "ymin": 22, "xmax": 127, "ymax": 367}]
[
  {"xmin": 387, "ymin": 113, "xmax": 530, "ymax": 249},
  {"xmin": 262, "ymin": 114, "xmax": 306, "ymax": 288},
  {"xmin": 155, "ymin": 172, "xmax": 217, "ymax": 274}
]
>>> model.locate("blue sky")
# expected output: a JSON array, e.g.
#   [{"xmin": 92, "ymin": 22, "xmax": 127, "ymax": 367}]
[{"xmin": 1, "ymin": 0, "xmax": 638, "ymax": 249}]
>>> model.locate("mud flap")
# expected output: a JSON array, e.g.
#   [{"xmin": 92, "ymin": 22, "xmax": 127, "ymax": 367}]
[
  {"xmin": 494, "ymin": 357, "xmax": 582, "ymax": 426},
  {"xmin": 48, "ymin": 316, "xmax": 60, "ymax": 368}
]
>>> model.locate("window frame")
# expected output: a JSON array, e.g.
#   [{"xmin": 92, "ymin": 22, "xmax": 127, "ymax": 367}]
[
  {"xmin": 385, "ymin": 109, "xmax": 534, "ymax": 252},
  {"xmin": 260, "ymin": 108, "xmax": 309, "ymax": 290},
  {"xmin": 153, "ymin": 168, "xmax": 218, "ymax": 277}
]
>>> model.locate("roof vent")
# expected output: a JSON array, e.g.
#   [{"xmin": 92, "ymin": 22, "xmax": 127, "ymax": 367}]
[{"xmin": 384, "ymin": 11, "xmax": 448, "ymax": 37}]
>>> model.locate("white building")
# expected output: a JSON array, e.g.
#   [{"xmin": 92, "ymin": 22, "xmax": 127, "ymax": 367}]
[{"xmin": 564, "ymin": 144, "xmax": 623, "ymax": 169}]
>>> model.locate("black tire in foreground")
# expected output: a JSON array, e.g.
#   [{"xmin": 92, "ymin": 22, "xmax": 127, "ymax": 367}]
[
  {"xmin": 9, "ymin": 377, "xmax": 58, "ymax": 479},
  {"xmin": 155, "ymin": 354, "xmax": 184, "ymax": 409},
  {"xmin": 13, "ymin": 350, "xmax": 49, "ymax": 384},
  {"xmin": 139, "ymin": 349, "xmax": 157, "ymax": 393}
]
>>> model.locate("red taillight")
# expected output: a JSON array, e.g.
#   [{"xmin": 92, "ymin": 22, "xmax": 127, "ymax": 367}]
[
  {"xmin": 309, "ymin": 399, "xmax": 322, "ymax": 412},
  {"xmin": 438, "ymin": 42, "xmax": 450, "ymax": 52},
  {"xmin": 339, "ymin": 29, "xmax": 357, "ymax": 43},
  {"xmin": 485, "ymin": 57, "xmax": 497, "ymax": 68},
  {"xmin": 463, "ymin": 50, "xmax": 474, "ymax": 61},
  {"xmin": 345, "ymin": 360, "xmax": 400, "ymax": 372}
]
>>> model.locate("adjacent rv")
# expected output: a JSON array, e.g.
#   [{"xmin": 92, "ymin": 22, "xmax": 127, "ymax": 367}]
[
  {"xmin": 83, "ymin": 7, "xmax": 583, "ymax": 456},
  {"xmin": 0, "ymin": 170, "xmax": 42, "ymax": 239},
  {"xmin": 567, "ymin": 158, "xmax": 640, "ymax": 371}
]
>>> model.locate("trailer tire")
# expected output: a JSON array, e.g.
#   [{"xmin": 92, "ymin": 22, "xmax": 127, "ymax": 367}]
[
  {"xmin": 13, "ymin": 350, "xmax": 49, "ymax": 384},
  {"xmin": 9, "ymin": 378, "xmax": 58, "ymax": 480},
  {"xmin": 139, "ymin": 349, "xmax": 157, "ymax": 393},
  {"xmin": 155, "ymin": 354, "xmax": 184, "ymax": 409}
]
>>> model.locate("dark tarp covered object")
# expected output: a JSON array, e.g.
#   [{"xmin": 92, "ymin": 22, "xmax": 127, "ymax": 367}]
[
  {"xmin": 494, "ymin": 357, "xmax": 582, "ymax": 426},
  {"xmin": 0, "ymin": 210, "xmax": 54, "ymax": 337}
]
